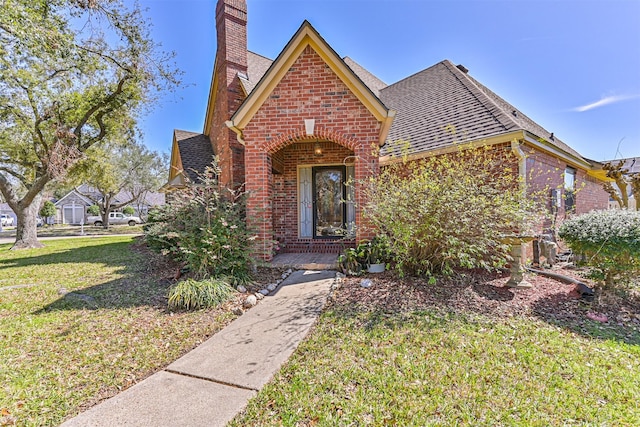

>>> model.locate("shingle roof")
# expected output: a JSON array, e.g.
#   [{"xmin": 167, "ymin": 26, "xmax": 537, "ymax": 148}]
[
  {"xmin": 239, "ymin": 51, "xmax": 274, "ymax": 94},
  {"xmin": 379, "ymin": 60, "xmax": 588, "ymax": 163},
  {"xmin": 175, "ymin": 130, "xmax": 215, "ymax": 183},
  {"xmin": 343, "ymin": 57, "xmax": 387, "ymax": 97}
]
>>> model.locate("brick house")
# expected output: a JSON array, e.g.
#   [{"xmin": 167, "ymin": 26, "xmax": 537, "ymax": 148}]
[{"xmin": 165, "ymin": 0, "xmax": 610, "ymax": 261}]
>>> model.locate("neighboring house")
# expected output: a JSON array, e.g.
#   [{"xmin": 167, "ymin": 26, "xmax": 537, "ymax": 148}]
[
  {"xmin": 164, "ymin": 0, "xmax": 610, "ymax": 261},
  {"xmin": 55, "ymin": 185, "xmax": 165, "ymax": 224},
  {"xmin": 604, "ymin": 157, "xmax": 639, "ymax": 210},
  {"xmin": 54, "ymin": 190, "xmax": 92, "ymax": 225}
]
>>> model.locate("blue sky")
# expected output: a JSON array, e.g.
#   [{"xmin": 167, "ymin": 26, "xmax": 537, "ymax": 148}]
[{"xmin": 137, "ymin": 0, "xmax": 640, "ymax": 161}]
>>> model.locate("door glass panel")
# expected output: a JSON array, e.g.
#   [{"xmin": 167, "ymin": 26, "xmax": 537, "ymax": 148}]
[{"xmin": 314, "ymin": 167, "xmax": 345, "ymax": 238}]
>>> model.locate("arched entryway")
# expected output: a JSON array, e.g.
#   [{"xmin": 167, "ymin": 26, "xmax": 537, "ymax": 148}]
[{"xmin": 245, "ymin": 134, "xmax": 378, "ymax": 261}]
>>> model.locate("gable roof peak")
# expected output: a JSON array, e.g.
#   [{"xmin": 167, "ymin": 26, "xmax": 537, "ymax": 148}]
[{"xmin": 227, "ymin": 18, "xmax": 394, "ymax": 145}]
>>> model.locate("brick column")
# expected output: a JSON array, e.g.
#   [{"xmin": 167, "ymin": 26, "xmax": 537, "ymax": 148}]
[
  {"xmin": 354, "ymin": 143, "xmax": 379, "ymax": 242},
  {"xmin": 245, "ymin": 146, "xmax": 274, "ymax": 260}
]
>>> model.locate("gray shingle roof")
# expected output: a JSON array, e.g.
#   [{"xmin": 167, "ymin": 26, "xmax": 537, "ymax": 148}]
[
  {"xmin": 175, "ymin": 130, "xmax": 215, "ymax": 183},
  {"xmin": 379, "ymin": 60, "xmax": 588, "ymax": 163},
  {"xmin": 239, "ymin": 51, "xmax": 274, "ymax": 94},
  {"xmin": 343, "ymin": 57, "xmax": 387, "ymax": 97}
]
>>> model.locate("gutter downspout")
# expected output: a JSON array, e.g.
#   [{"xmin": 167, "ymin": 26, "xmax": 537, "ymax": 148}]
[
  {"xmin": 225, "ymin": 120, "xmax": 245, "ymax": 145},
  {"xmin": 510, "ymin": 139, "xmax": 527, "ymax": 188}
]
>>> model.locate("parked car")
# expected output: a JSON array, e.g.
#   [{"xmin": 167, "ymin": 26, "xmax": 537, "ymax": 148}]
[
  {"xmin": 1, "ymin": 214, "xmax": 14, "ymax": 227},
  {"xmin": 86, "ymin": 211, "xmax": 142, "ymax": 226}
]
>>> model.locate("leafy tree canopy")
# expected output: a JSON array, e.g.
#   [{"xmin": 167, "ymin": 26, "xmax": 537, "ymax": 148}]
[
  {"xmin": 67, "ymin": 139, "xmax": 167, "ymax": 226},
  {"xmin": 0, "ymin": 0, "xmax": 180, "ymax": 247}
]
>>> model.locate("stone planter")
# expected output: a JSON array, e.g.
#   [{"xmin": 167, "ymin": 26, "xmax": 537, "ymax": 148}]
[
  {"xmin": 500, "ymin": 234, "xmax": 535, "ymax": 289},
  {"xmin": 367, "ymin": 263, "xmax": 385, "ymax": 273}
]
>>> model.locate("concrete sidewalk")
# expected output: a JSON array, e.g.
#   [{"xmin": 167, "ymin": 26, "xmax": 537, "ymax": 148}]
[{"xmin": 61, "ymin": 270, "xmax": 336, "ymax": 427}]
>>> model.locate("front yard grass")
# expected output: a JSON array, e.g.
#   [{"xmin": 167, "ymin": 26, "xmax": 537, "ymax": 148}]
[
  {"xmin": 0, "ymin": 236, "xmax": 235, "ymax": 426},
  {"xmin": 232, "ymin": 277, "xmax": 640, "ymax": 426}
]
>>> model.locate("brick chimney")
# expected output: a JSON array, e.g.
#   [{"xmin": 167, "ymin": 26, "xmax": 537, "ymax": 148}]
[{"xmin": 209, "ymin": 0, "xmax": 247, "ymax": 189}]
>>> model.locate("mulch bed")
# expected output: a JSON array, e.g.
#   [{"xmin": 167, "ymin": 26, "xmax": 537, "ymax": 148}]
[{"xmin": 330, "ymin": 264, "xmax": 640, "ymax": 342}]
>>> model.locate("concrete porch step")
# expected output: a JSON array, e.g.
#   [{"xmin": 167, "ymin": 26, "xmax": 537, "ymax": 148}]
[{"xmin": 269, "ymin": 253, "xmax": 338, "ymax": 270}]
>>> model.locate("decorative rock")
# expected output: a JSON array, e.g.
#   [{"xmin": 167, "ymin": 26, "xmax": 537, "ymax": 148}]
[
  {"xmin": 254, "ymin": 292, "xmax": 264, "ymax": 300},
  {"xmin": 281, "ymin": 273, "xmax": 288, "ymax": 279},
  {"xmin": 259, "ymin": 289, "xmax": 270, "ymax": 296},
  {"xmin": 243, "ymin": 295, "xmax": 257, "ymax": 308},
  {"xmin": 286, "ymin": 268, "xmax": 293, "ymax": 274},
  {"xmin": 236, "ymin": 285, "xmax": 247, "ymax": 293},
  {"xmin": 360, "ymin": 279, "xmax": 373, "ymax": 288},
  {"xmin": 232, "ymin": 307, "xmax": 244, "ymax": 316},
  {"xmin": 586, "ymin": 312, "xmax": 608, "ymax": 323},
  {"xmin": 336, "ymin": 272, "xmax": 345, "ymax": 280},
  {"xmin": 267, "ymin": 283, "xmax": 277, "ymax": 292},
  {"xmin": 276, "ymin": 279, "xmax": 282, "ymax": 285}
]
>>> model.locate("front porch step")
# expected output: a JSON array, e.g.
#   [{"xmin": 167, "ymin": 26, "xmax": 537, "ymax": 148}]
[{"xmin": 269, "ymin": 253, "xmax": 338, "ymax": 271}]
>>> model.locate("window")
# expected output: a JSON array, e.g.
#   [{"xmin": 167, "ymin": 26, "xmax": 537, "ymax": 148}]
[{"xmin": 564, "ymin": 167, "xmax": 576, "ymax": 213}]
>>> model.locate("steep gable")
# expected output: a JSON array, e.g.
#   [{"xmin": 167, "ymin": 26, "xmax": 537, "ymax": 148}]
[{"xmin": 227, "ymin": 21, "xmax": 394, "ymax": 146}]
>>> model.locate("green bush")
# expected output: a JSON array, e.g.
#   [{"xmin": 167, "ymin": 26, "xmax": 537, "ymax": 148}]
[
  {"xmin": 168, "ymin": 278, "xmax": 235, "ymax": 311},
  {"xmin": 144, "ymin": 162, "xmax": 255, "ymax": 284},
  {"xmin": 558, "ymin": 209, "xmax": 640, "ymax": 287},
  {"xmin": 39, "ymin": 200, "xmax": 56, "ymax": 219},
  {"xmin": 364, "ymin": 145, "xmax": 543, "ymax": 277},
  {"xmin": 87, "ymin": 205, "xmax": 100, "ymax": 216},
  {"xmin": 122, "ymin": 206, "xmax": 135, "ymax": 216}
]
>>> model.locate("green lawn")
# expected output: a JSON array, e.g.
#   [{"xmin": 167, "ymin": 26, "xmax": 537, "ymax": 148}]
[
  {"xmin": 232, "ymin": 306, "xmax": 640, "ymax": 426},
  {"xmin": 0, "ymin": 236, "xmax": 235, "ymax": 426},
  {"xmin": 0, "ymin": 223, "xmax": 144, "ymax": 239}
]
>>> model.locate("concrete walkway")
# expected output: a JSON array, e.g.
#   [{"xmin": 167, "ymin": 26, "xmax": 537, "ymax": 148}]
[{"xmin": 61, "ymin": 269, "xmax": 336, "ymax": 427}]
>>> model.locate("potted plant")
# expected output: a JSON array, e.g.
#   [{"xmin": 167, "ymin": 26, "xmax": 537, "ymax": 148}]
[
  {"xmin": 337, "ymin": 241, "xmax": 370, "ymax": 276},
  {"xmin": 367, "ymin": 236, "xmax": 390, "ymax": 273}
]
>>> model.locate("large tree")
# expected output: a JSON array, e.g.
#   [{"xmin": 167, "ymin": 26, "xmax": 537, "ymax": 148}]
[
  {"xmin": 0, "ymin": 0, "xmax": 178, "ymax": 248},
  {"xmin": 69, "ymin": 140, "xmax": 167, "ymax": 227},
  {"xmin": 602, "ymin": 160, "xmax": 640, "ymax": 210}
]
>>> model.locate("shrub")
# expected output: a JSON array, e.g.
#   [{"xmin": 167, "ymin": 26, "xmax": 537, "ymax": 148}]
[
  {"xmin": 144, "ymin": 161, "xmax": 255, "ymax": 284},
  {"xmin": 168, "ymin": 278, "xmax": 235, "ymax": 311},
  {"xmin": 122, "ymin": 206, "xmax": 135, "ymax": 216},
  {"xmin": 87, "ymin": 205, "xmax": 100, "ymax": 216},
  {"xmin": 39, "ymin": 200, "xmax": 56, "ymax": 219},
  {"xmin": 558, "ymin": 209, "xmax": 640, "ymax": 287},
  {"xmin": 364, "ymin": 145, "xmax": 543, "ymax": 277}
]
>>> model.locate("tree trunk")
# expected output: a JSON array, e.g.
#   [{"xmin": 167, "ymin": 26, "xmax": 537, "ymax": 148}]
[{"xmin": 12, "ymin": 194, "xmax": 44, "ymax": 250}]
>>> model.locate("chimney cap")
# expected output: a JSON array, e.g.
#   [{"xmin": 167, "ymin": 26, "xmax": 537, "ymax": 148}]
[{"xmin": 456, "ymin": 64, "xmax": 469, "ymax": 73}]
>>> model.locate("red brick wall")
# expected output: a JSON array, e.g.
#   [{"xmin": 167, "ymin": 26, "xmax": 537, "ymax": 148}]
[
  {"xmin": 575, "ymin": 169, "xmax": 610, "ymax": 215},
  {"xmin": 242, "ymin": 45, "xmax": 382, "ymax": 259},
  {"xmin": 526, "ymin": 146, "xmax": 609, "ymax": 227},
  {"xmin": 209, "ymin": 0, "xmax": 247, "ymax": 189}
]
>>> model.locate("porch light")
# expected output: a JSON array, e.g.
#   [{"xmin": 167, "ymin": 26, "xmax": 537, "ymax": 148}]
[{"xmin": 314, "ymin": 141, "xmax": 323, "ymax": 157}]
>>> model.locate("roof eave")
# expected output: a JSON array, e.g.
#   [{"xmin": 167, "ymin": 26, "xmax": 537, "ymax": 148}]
[
  {"xmin": 380, "ymin": 130, "xmax": 526, "ymax": 166},
  {"xmin": 522, "ymin": 131, "xmax": 594, "ymax": 171}
]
